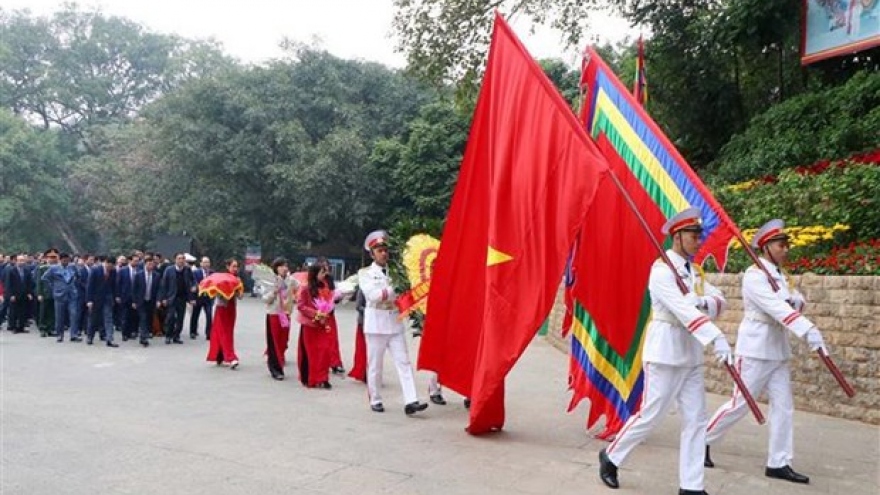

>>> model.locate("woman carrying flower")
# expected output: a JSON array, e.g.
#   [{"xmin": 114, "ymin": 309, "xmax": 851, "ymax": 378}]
[
  {"xmin": 264, "ymin": 257, "xmax": 298, "ymax": 380},
  {"xmin": 296, "ymin": 263, "xmax": 337, "ymax": 389}
]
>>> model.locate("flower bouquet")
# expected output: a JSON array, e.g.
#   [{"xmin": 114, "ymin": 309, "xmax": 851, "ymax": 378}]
[{"xmin": 313, "ymin": 296, "xmax": 335, "ymax": 329}]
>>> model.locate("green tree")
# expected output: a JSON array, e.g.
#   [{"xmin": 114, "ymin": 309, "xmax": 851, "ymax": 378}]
[
  {"xmin": 392, "ymin": 0, "xmax": 597, "ymax": 99},
  {"xmin": 0, "ymin": 110, "xmax": 69, "ymax": 251}
]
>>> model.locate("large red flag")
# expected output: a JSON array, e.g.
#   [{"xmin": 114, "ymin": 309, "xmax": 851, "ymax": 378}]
[{"xmin": 419, "ymin": 13, "xmax": 611, "ymax": 434}]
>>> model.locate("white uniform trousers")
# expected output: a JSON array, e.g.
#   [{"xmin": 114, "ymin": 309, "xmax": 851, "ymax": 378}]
[
  {"xmin": 606, "ymin": 363, "xmax": 709, "ymax": 491},
  {"xmin": 706, "ymin": 357, "xmax": 794, "ymax": 468},
  {"xmin": 427, "ymin": 371, "xmax": 441, "ymax": 396},
  {"xmin": 366, "ymin": 332, "xmax": 418, "ymax": 406}
]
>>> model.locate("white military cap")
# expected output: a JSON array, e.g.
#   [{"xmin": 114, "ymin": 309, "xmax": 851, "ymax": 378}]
[
  {"xmin": 661, "ymin": 207, "xmax": 703, "ymax": 236},
  {"xmin": 751, "ymin": 219, "xmax": 788, "ymax": 249},
  {"xmin": 363, "ymin": 230, "xmax": 389, "ymax": 251}
]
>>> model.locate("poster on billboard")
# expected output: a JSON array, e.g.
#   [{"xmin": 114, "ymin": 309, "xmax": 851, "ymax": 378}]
[
  {"xmin": 244, "ymin": 244, "xmax": 261, "ymax": 273},
  {"xmin": 802, "ymin": 0, "xmax": 880, "ymax": 64}
]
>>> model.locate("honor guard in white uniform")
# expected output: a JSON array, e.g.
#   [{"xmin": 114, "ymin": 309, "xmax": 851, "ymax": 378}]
[
  {"xmin": 599, "ymin": 207, "xmax": 732, "ymax": 495},
  {"xmin": 359, "ymin": 230, "xmax": 429, "ymax": 416},
  {"xmin": 704, "ymin": 219, "xmax": 822, "ymax": 484}
]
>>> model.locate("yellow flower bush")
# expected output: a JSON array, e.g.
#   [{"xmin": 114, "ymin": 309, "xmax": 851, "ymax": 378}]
[
  {"xmin": 731, "ymin": 224, "xmax": 851, "ymax": 250},
  {"xmin": 726, "ymin": 179, "xmax": 761, "ymax": 192}
]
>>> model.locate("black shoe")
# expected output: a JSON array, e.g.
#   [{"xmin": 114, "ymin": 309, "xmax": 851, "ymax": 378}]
[
  {"xmin": 87, "ymin": 338, "xmax": 94, "ymax": 345},
  {"xmin": 173, "ymin": 338, "xmax": 183, "ymax": 344},
  {"xmin": 315, "ymin": 381, "xmax": 332, "ymax": 389},
  {"xmin": 765, "ymin": 465, "xmax": 809, "ymax": 484},
  {"xmin": 106, "ymin": 342, "xmax": 119, "ymax": 348},
  {"xmin": 678, "ymin": 490, "xmax": 709, "ymax": 495},
  {"xmin": 704, "ymin": 445, "xmax": 714, "ymax": 468},
  {"xmin": 464, "ymin": 398, "xmax": 471, "ymax": 409},
  {"xmin": 371, "ymin": 403, "xmax": 385, "ymax": 413},
  {"xmin": 404, "ymin": 401, "xmax": 428, "ymax": 415},
  {"xmin": 165, "ymin": 337, "xmax": 172, "ymax": 344},
  {"xmin": 57, "ymin": 337, "xmax": 64, "ymax": 342},
  {"xmin": 190, "ymin": 333, "xmax": 197, "ymax": 340},
  {"xmin": 599, "ymin": 448, "xmax": 619, "ymax": 489},
  {"xmin": 122, "ymin": 335, "xmax": 129, "ymax": 342},
  {"xmin": 70, "ymin": 337, "xmax": 82, "ymax": 342},
  {"xmin": 230, "ymin": 360, "xmax": 239, "ymax": 370},
  {"xmin": 19, "ymin": 328, "xmax": 29, "ymax": 333},
  {"xmin": 430, "ymin": 394, "xmax": 447, "ymax": 405},
  {"xmin": 140, "ymin": 340, "xmax": 150, "ymax": 347},
  {"xmin": 331, "ymin": 366, "xmax": 346, "ymax": 374},
  {"xmin": 271, "ymin": 373, "xmax": 284, "ymax": 381}
]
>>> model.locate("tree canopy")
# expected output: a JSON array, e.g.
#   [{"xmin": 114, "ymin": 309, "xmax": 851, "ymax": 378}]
[{"xmin": 1, "ymin": 2, "xmax": 876, "ymax": 263}]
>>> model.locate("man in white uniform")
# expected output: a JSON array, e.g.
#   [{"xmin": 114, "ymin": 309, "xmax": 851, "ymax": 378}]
[
  {"xmin": 704, "ymin": 219, "xmax": 822, "ymax": 484},
  {"xmin": 599, "ymin": 207, "xmax": 732, "ymax": 495},
  {"xmin": 359, "ymin": 230, "xmax": 429, "ymax": 416}
]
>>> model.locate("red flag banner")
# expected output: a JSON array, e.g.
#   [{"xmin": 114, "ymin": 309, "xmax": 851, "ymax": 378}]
[
  {"xmin": 419, "ymin": 12, "xmax": 611, "ymax": 435},
  {"xmin": 633, "ymin": 36, "xmax": 648, "ymax": 107}
]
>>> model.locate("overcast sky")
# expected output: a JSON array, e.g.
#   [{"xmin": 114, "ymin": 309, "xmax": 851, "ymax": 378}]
[{"xmin": 1, "ymin": 0, "xmax": 637, "ymax": 67}]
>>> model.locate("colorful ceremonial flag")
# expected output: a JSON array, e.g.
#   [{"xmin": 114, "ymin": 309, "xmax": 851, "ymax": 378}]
[
  {"xmin": 566, "ymin": 48, "xmax": 740, "ymax": 438},
  {"xmin": 419, "ymin": 13, "xmax": 610, "ymax": 435},
  {"xmin": 633, "ymin": 36, "xmax": 648, "ymax": 107}
]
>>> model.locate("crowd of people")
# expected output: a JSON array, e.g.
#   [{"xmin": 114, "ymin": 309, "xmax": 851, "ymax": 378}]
[
  {"xmin": 0, "ymin": 250, "xmax": 211, "ymax": 347},
  {"xmin": 0, "ymin": 232, "xmax": 446, "ymax": 417},
  {"xmin": 4, "ymin": 216, "xmax": 830, "ymax": 493}
]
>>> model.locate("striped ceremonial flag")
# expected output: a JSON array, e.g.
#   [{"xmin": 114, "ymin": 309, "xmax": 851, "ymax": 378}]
[{"xmin": 565, "ymin": 47, "xmax": 738, "ymax": 438}]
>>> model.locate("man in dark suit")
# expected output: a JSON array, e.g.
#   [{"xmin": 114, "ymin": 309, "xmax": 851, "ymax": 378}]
[
  {"xmin": 158, "ymin": 253, "xmax": 195, "ymax": 344},
  {"xmin": 75, "ymin": 255, "xmax": 92, "ymax": 338},
  {"xmin": 86, "ymin": 255, "xmax": 119, "ymax": 347},
  {"xmin": 190, "ymin": 256, "xmax": 213, "ymax": 340},
  {"xmin": 133, "ymin": 256, "xmax": 161, "ymax": 347},
  {"xmin": 4, "ymin": 254, "xmax": 34, "ymax": 333},
  {"xmin": 116, "ymin": 256, "xmax": 138, "ymax": 341},
  {"xmin": 0, "ymin": 253, "xmax": 9, "ymax": 329}
]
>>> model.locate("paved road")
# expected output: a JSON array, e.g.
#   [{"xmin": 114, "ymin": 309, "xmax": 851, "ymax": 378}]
[{"xmin": 2, "ymin": 298, "xmax": 878, "ymax": 494}]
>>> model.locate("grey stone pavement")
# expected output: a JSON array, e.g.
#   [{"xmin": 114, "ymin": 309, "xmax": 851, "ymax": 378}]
[{"xmin": 1, "ymin": 298, "xmax": 878, "ymax": 495}]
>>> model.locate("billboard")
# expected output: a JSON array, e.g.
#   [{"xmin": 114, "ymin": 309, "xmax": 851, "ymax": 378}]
[
  {"xmin": 802, "ymin": 0, "xmax": 880, "ymax": 64},
  {"xmin": 244, "ymin": 244, "xmax": 261, "ymax": 273}
]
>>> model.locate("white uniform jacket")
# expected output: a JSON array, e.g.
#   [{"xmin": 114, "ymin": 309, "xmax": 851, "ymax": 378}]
[
  {"xmin": 735, "ymin": 258, "xmax": 814, "ymax": 361},
  {"xmin": 643, "ymin": 250, "xmax": 725, "ymax": 367},
  {"xmin": 359, "ymin": 263, "xmax": 406, "ymax": 336}
]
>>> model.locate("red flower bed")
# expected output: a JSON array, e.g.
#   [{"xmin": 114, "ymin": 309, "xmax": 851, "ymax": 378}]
[
  {"xmin": 755, "ymin": 148, "xmax": 880, "ymax": 185},
  {"xmin": 788, "ymin": 239, "xmax": 880, "ymax": 275}
]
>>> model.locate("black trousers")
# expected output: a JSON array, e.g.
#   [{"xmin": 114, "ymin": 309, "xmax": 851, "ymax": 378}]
[
  {"xmin": 138, "ymin": 300, "xmax": 156, "ymax": 342},
  {"xmin": 189, "ymin": 297, "xmax": 213, "ymax": 338},
  {"xmin": 164, "ymin": 298, "xmax": 187, "ymax": 340},
  {"xmin": 8, "ymin": 297, "xmax": 29, "ymax": 331}
]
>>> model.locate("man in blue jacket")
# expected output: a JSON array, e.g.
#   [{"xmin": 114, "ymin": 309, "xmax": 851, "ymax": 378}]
[{"xmin": 42, "ymin": 252, "xmax": 81, "ymax": 342}]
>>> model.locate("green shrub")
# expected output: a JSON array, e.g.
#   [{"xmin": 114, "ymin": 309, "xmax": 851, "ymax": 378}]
[
  {"xmin": 716, "ymin": 163, "xmax": 880, "ymax": 241},
  {"xmin": 711, "ymin": 71, "xmax": 880, "ymax": 183}
]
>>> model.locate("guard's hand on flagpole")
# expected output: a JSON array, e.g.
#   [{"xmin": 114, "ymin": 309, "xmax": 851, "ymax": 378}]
[
  {"xmin": 806, "ymin": 327, "xmax": 826, "ymax": 353},
  {"xmin": 713, "ymin": 336, "xmax": 733, "ymax": 365}
]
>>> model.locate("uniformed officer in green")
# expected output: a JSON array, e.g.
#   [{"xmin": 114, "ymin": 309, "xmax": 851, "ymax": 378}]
[{"xmin": 36, "ymin": 248, "xmax": 59, "ymax": 337}]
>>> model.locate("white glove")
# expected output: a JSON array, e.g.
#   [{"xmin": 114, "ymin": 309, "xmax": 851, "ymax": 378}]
[
  {"xmin": 684, "ymin": 292, "xmax": 704, "ymax": 309},
  {"xmin": 713, "ymin": 336, "xmax": 733, "ymax": 365},
  {"xmin": 790, "ymin": 292, "xmax": 806, "ymax": 312},
  {"xmin": 806, "ymin": 328, "xmax": 826, "ymax": 353}
]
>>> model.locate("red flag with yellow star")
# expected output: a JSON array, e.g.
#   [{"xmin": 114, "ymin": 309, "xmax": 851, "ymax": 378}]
[{"xmin": 419, "ymin": 12, "xmax": 610, "ymax": 434}]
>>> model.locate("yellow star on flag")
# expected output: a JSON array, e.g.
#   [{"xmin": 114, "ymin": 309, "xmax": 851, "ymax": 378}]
[{"xmin": 487, "ymin": 246, "xmax": 513, "ymax": 266}]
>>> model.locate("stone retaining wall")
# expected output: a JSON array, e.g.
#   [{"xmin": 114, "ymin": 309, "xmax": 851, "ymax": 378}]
[{"xmin": 544, "ymin": 274, "xmax": 879, "ymax": 424}]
